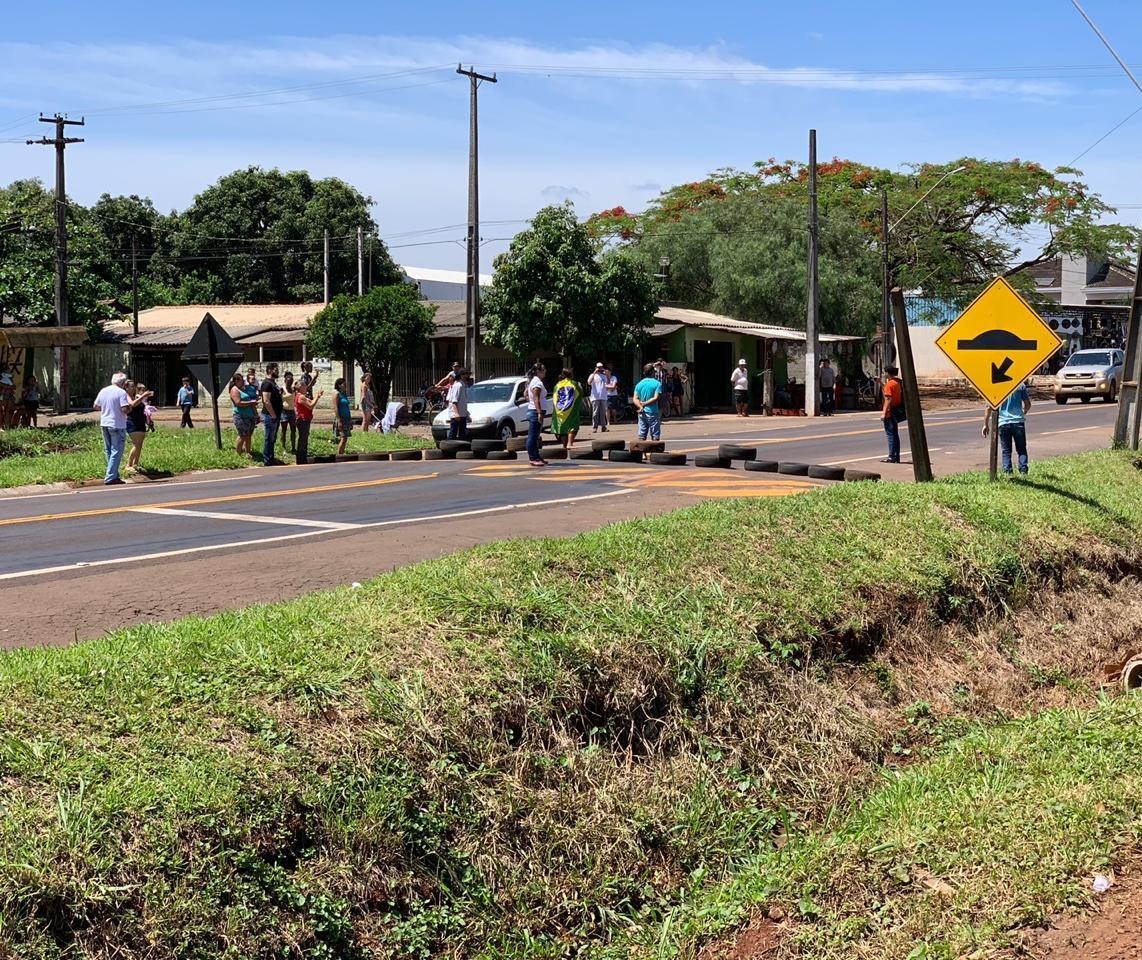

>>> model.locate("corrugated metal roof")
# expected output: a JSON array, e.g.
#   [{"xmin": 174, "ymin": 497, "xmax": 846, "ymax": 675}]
[
  {"xmin": 235, "ymin": 327, "xmax": 307, "ymax": 345},
  {"xmin": 0, "ymin": 325, "xmax": 88, "ymax": 348},
  {"xmin": 654, "ymin": 305, "xmax": 863, "ymax": 341}
]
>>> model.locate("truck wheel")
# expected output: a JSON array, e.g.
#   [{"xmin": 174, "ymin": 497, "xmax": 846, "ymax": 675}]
[
  {"xmin": 1055, "ymin": 396, "xmax": 1067, "ymax": 405},
  {"xmin": 1106, "ymin": 382, "xmax": 1118, "ymax": 403},
  {"xmin": 1080, "ymin": 396, "xmax": 1091, "ymax": 404}
]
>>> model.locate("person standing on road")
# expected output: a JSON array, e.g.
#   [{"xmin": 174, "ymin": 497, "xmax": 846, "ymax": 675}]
[
  {"xmin": 294, "ymin": 379, "xmax": 323, "ymax": 464},
  {"xmin": 124, "ymin": 380, "xmax": 153, "ymax": 471},
  {"xmin": 819, "ymin": 359, "xmax": 836, "ymax": 416},
  {"xmin": 605, "ymin": 365, "xmax": 619, "ymax": 424},
  {"xmin": 446, "ymin": 367, "xmax": 470, "ymax": 441},
  {"xmin": 552, "ymin": 368, "xmax": 583, "ymax": 449},
  {"xmin": 526, "ymin": 362, "xmax": 548, "ymax": 466},
  {"xmin": 177, "ymin": 376, "xmax": 196, "ymax": 428},
  {"xmin": 731, "ymin": 359, "xmax": 751, "ymax": 417},
  {"xmin": 259, "ymin": 363, "xmax": 284, "ymax": 466},
  {"xmin": 359, "ymin": 372, "xmax": 376, "ymax": 433},
  {"xmin": 229, "ymin": 372, "xmax": 258, "ymax": 457},
  {"xmin": 587, "ymin": 362, "xmax": 609, "ymax": 433},
  {"xmin": 633, "ymin": 363, "xmax": 663, "ymax": 441},
  {"xmin": 279, "ymin": 372, "xmax": 297, "ymax": 456},
  {"xmin": 983, "ymin": 380, "xmax": 1032, "ymax": 476},
  {"xmin": 881, "ymin": 364, "xmax": 905, "ymax": 464},
  {"xmin": 92, "ymin": 372, "xmax": 132, "ymax": 485},
  {"xmin": 333, "ymin": 377, "xmax": 353, "ymax": 456}
]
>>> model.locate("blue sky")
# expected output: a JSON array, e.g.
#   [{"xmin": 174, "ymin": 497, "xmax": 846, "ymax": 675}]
[{"xmin": 2, "ymin": 0, "xmax": 1142, "ymax": 271}]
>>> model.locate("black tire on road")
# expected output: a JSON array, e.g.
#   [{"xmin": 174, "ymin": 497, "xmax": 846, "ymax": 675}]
[
  {"xmin": 1080, "ymin": 396, "xmax": 1092, "ymax": 404},
  {"xmin": 807, "ymin": 464, "xmax": 845, "ymax": 481},
  {"xmin": 1055, "ymin": 396, "xmax": 1067, "ymax": 405},
  {"xmin": 455, "ymin": 450, "xmax": 485, "ymax": 460},
  {"xmin": 649, "ymin": 452, "xmax": 687, "ymax": 466},
  {"xmin": 608, "ymin": 449, "xmax": 643, "ymax": 463},
  {"xmin": 471, "ymin": 438, "xmax": 507, "ymax": 452},
  {"xmin": 777, "ymin": 461, "xmax": 810, "ymax": 476},
  {"xmin": 438, "ymin": 439, "xmax": 470, "ymax": 452},
  {"xmin": 485, "ymin": 450, "xmax": 518, "ymax": 461},
  {"xmin": 694, "ymin": 454, "xmax": 732, "ymax": 468},
  {"xmin": 744, "ymin": 459, "xmax": 780, "ymax": 473},
  {"xmin": 423, "ymin": 449, "xmax": 454, "ymax": 460},
  {"xmin": 570, "ymin": 448, "xmax": 603, "ymax": 460},
  {"xmin": 844, "ymin": 469, "xmax": 881, "ymax": 482},
  {"xmin": 1107, "ymin": 383, "xmax": 1118, "ymax": 403},
  {"xmin": 718, "ymin": 444, "xmax": 757, "ymax": 461},
  {"xmin": 312, "ymin": 454, "xmax": 336, "ymax": 464},
  {"xmin": 334, "ymin": 454, "xmax": 359, "ymax": 462},
  {"xmin": 630, "ymin": 440, "xmax": 666, "ymax": 454},
  {"xmin": 506, "ymin": 437, "xmax": 528, "ymax": 452},
  {"xmin": 545, "ymin": 447, "xmax": 569, "ymax": 460},
  {"xmin": 358, "ymin": 452, "xmax": 390, "ymax": 461},
  {"xmin": 592, "ymin": 438, "xmax": 626, "ymax": 452},
  {"xmin": 390, "ymin": 449, "xmax": 424, "ymax": 461}
]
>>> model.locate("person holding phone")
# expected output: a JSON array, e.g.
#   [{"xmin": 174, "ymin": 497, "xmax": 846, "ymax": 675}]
[
  {"xmin": 124, "ymin": 380, "xmax": 154, "ymax": 470},
  {"xmin": 294, "ymin": 380, "xmax": 324, "ymax": 464}
]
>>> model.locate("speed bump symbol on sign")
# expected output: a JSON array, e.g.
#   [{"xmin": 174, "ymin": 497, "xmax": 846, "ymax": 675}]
[{"xmin": 935, "ymin": 276, "xmax": 1063, "ymax": 408}]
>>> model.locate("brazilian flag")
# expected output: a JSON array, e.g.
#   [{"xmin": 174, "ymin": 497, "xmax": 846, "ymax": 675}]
[{"xmin": 552, "ymin": 377, "xmax": 582, "ymax": 435}]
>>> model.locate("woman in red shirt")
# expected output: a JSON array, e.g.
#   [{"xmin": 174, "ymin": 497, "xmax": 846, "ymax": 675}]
[{"xmin": 294, "ymin": 381, "xmax": 324, "ymax": 464}]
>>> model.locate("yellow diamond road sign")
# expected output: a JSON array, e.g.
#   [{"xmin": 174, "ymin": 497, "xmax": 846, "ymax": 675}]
[{"xmin": 934, "ymin": 276, "xmax": 1063, "ymax": 408}]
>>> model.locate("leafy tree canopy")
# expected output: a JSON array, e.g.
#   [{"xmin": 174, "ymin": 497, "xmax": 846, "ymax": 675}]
[
  {"xmin": 588, "ymin": 158, "xmax": 1138, "ymax": 302},
  {"xmin": 0, "ymin": 179, "xmax": 118, "ymax": 335},
  {"xmin": 482, "ymin": 203, "xmax": 658, "ymax": 364},
  {"xmin": 306, "ymin": 284, "xmax": 435, "ymax": 408}
]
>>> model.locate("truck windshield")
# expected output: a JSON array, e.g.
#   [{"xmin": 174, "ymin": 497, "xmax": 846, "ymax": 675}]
[{"xmin": 1065, "ymin": 352, "xmax": 1111, "ymax": 367}]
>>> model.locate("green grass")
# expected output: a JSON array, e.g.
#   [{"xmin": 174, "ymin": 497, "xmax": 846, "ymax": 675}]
[
  {"xmin": 0, "ymin": 422, "xmax": 430, "ymax": 488},
  {"xmin": 1, "ymin": 450, "xmax": 1141, "ymax": 957}
]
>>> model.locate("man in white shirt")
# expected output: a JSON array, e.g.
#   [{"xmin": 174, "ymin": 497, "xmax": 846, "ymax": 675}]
[
  {"xmin": 526, "ymin": 363, "xmax": 548, "ymax": 466},
  {"xmin": 446, "ymin": 368, "xmax": 470, "ymax": 441},
  {"xmin": 605, "ymin": 366, "xmax": 619, "ymax": 424},
  {"xmin": 92, "ymin": 372, "xmax": 133, "ymax": 485},
  {"xmin": 730, "ymin": 359, "xmax": 751, "ymax": 417},
  {"xmin": 587, "ymin": 362, "xmax": 610, "ymax": 434}
]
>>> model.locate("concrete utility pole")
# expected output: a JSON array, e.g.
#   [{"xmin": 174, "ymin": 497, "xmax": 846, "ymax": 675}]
[
  {"xmin": 880, "ymin": 189, "xmax": 893, "ymax": 378},
  {"xmin": 890, "ymin": 287, "xmax": 933, "ymax": 482},
  {"xmin": 131, "ymin": 234, "xmax": 139, "ymax": 337},
  {"xmin": 805, "ymin": 129, "xmax": 820, "ymax": 417},
  {"xmin": 323, "ymin": 229, "xmax": 330, "ymax": 305},
  {"xmin": 28, "ymin": 113, "xmax": 83, "ymax": 414},
  {"xmin": 357, "ymin": 226, "xmax": 364, "ymax": 296},
  {"xmin": 457, "ymin": 64, "xmax": 497, "ymax": 377}
]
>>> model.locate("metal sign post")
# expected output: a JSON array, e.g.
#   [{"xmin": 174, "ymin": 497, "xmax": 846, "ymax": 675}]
[{"xmin": 180, "ymin": 312, "xmax": 245, "ymax": 451}]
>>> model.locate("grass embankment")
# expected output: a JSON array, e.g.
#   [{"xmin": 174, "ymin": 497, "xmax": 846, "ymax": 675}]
[
  {"xmin": 0, "ymin": 423, "xmax": 429, "ymax": 488},
  {"xmin": 1, "ymin": 451, "xmax": 1141, "ymax": 958}
]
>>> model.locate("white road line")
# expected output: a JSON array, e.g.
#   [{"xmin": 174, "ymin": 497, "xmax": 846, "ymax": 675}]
[
  {"xmin": 821, "ymin": 449, "xmax": 943, "ymax": 466},
  {"xmin": 134, "ymin": 507, "xmax": 361, "ymax": 530},
  {"xmin": 0, "ymin": 488, "xmax": 636, "ymax": 583},
  {"xmin": 0, "ymin": 471, "xmax": 260, "ymax": 504},
  {"xmin": 1040, "ymin": 425, "xmax": 1112, "ymax": 436}
]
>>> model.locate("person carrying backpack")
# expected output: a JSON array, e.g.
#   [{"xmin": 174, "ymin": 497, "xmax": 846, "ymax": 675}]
[{"xmin": 881, "ymin": 364, "xmax": 905, "ymax": 463}]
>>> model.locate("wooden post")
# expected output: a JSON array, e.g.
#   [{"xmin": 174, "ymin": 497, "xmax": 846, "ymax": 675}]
[{"xmin": 890, "ymin": 287, "xmax": 933, "ymax": 482}]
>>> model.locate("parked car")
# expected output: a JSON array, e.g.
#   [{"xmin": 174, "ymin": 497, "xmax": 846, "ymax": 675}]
[
  {"xmin": 431, "ymin": 375, "xmax": 554, "ymax": 442},
  {"xmin": 1053, "ymin": 348, "xmax": 1125, "ymax": 404}
]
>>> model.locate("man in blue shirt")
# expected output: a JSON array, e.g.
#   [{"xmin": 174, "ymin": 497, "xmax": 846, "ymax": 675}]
[
  {"xmin": 983, "ymin": 381, "xmax": 1031, "ymax": 475},
  {"xmin": 633, "ymin": 363, "xmax": 662, "ymax": 441}
]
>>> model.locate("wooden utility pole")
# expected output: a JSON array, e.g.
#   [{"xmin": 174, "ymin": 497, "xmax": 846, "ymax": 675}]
[
  {"xmin": 357, "ymin": 226, "xmax": 364, "ymax": 296},
  {"xmin": 890, "ymin": 287, "xmax": 933, "ymax": 482},
  {"xmin": 323, "ymin": 229, "xmax": 330, "ymax": 305},
  {"xmin": 28, "ymin": 113, "xmax": 83, "ymax": 414},
  {"xmin": 880, "ymin": 189, "xmax": 893, "ymax": 378},
  {"xmin": 805, "ymin": 129, "xmax": 819, "ymax": 417},
  {"xmin": 131, "ymin": 234, "xmax": 140, "ymax": 337},
  {"xmin": 457, "ymin": 64, "xmax": 497, "ymax": 377}
]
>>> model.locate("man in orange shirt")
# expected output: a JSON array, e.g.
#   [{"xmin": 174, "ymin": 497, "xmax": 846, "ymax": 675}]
[{"xmin": 881, "ymin": 364, "xmax": 905, "ymax": 463}]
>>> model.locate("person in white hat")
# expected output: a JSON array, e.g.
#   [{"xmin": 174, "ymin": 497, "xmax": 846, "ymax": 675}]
[
  {"xmin": 730, "ymin": 358, "xmax": 751, "ymax": 417},
  {"xmin": 587, "ymin": 361, "xmax": 610, "ymax": 433}
]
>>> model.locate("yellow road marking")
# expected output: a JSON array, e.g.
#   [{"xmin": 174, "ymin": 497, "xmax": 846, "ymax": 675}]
[{"xmin": 0, "ymin": 473, "xmax": 438, "ymax": 528}]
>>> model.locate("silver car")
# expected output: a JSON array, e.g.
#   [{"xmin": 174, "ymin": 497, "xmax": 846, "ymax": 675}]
[{"xmin": 1054, "ymin": 348, "xmax": 1124, "ymax": 404}]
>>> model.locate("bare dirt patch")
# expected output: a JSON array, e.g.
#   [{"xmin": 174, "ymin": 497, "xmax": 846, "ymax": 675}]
[
  {"xmin": 699, "ymin": 911, "xmax": 785, "ymax": 960},
  {"xmin": 1012, "ymin": 867, "xmax": 1142, "ymax": 959}
]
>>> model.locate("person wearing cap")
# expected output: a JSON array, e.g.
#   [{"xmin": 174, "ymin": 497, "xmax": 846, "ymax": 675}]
[
  {"xmin": 881, "ymin": 364, "xmax": 905, "ymax": 463},
  {"xmin": 446, "ymin": 367, "xmax": 471, "ymax": 441},
  {"xmin": 92, "ymin": 372, "xmax": 135, "ymax": 485},
  {"xmin": 587, "ymin": 362, "xmax": 610, "ymax": 433},
  {"xmin": 730, "ymin": 358, "xmax": 751, "ymax": 417}
]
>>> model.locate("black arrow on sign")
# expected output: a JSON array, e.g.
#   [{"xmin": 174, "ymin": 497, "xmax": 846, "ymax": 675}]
[{"xmin": 991, "ymin": 356, "xmax": 1014, "ymax": 384}]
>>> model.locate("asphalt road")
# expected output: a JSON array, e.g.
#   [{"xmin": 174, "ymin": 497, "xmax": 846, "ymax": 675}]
[{"xmin": 1, "ymin": 399, "xmax": 1116, "ymax": 648}]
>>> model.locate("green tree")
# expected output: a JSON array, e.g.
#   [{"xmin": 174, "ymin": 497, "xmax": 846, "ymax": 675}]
[
  {"xmin": 589, "ymin": 158, "xmax": 1138, "ymax": 302},
  {"xmin": 482, "ymin": 203, "xmax": 657, "ymax": 364},
  {"xmin": 0, "ymin": 179, "xmax": 117, "ymax": 335},
  {"xmin": 628, "ymin": 193, "xmax": 879, "ymax": 337},
  {"xmin": 306, "ymin": 284, "xmax": 436, "ymax": 408},
  {"xmin": 157, "ymin": 167, "xmax": 402, "ymax": 305}
]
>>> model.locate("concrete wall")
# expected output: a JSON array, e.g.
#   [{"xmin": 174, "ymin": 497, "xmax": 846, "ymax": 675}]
[{"xmin": 908, "ymin": 325, "xmax": 962, "ymax": 380}]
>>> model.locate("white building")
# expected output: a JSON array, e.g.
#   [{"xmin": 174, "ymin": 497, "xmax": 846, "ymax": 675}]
[{"xmin": 399, "ymin": 265, "xmax": 492, "ymax": 302}]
